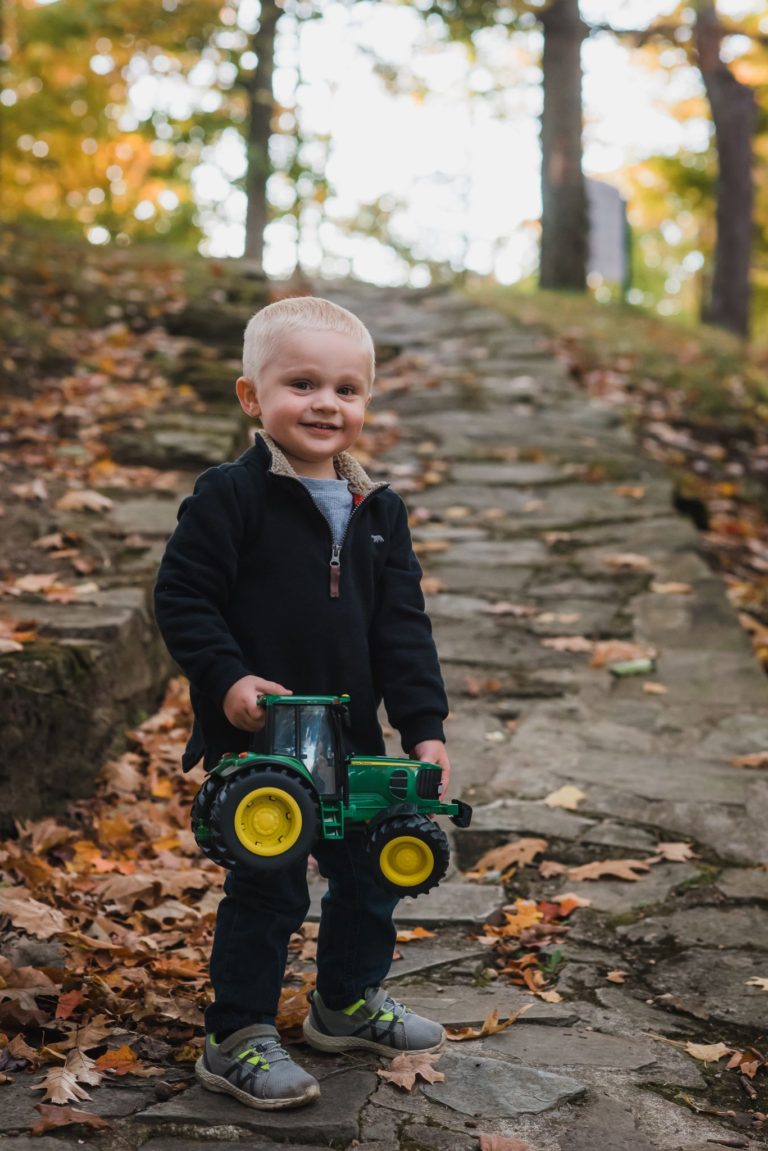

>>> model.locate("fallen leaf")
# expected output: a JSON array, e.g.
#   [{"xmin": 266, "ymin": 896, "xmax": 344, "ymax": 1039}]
[
  {"xmin": 542, "ymin": 785, "xmax": 585, "ymax": 811},
  {"xmin": 591, "ymin": 640, "xmax": 656, "ymax": 668},
  {"xmin": 726, "ymin": 1047, "xmax": 765, "ymax": 1078},
  {"xmin": 606, "ymin": 970, "xmax": 626, "ymax": 983},
  {"xmin": 377, "ymin": 1051, "xmax": 444, "ymax": 1090},
  {"xmin": 684, "ymin": 1041, "xmax": 733, "ymax": 1063},
  {"xmin": 446, "ymin": 1005, "xmax": 532, "ymax": 1041},
  {"xmin": 731, "ymin": 752, "xmax": 768, "ymax": 769},
  {"xmin": 395, "ymin": 927, "xmax": 436, "ymax": 943},
  {"xmin": 55, "ymin": 989, "xmax": 84, "ymax": 1020},
  {"xmin": 55, "ymin": 490, "xmax": 113, "ymax": 513},
  {"xmin": 478, "ymin": 1136, "xmax": 535, "ymax": 1151},
  {"xmin": 643, "ymin": 682, "xmax": 668, "ymax": 695},
  {"xmin": 745, "ymin": 977, "xmax": 768, "ymax": 991},
  {"xmin": 651, "ymin": 581, "xmax": 693, "ymax": 594},
  {"xmin": 421, "ymin": 577, "xmax": 446, "ymax": 595},
  {"xmin": 484, "ymin": 602, "xmax": 537, "ymax": 617},
  {"xmin": 93, "ymin": 1045, "xmax": 140, "ymax": 1075},
  {"xmin": 603, "ymin": 553, "xmax": 655, "ymax": 572},
  {"xmin": 541, "ymin": 636, "xmax": 594, "ymax": 653},
  {"xmin": 64, "ymin": 1049, "xmax": 103, "ymax": 1088},
  {"xmin": 32, "ymin": 1104, "xmax": 111, "ymax": 1136},
  {"xmin": 471, "ymin": 838, "xmax": 549, "ymax": 874},
  {"xmin": 0, "ymin": 890, "xmax": 68, "ymax": 938},
  {"xmin": 32, "ymin": 1067, "xmax": 91, "ymax": 1105},
  {"xmin": 615, "ymin": 485, "xmax": 646, "ymax": 499},
  {"xmin": 554, "ymin": 893, "xmax": 592, "ymax": 916},
  {"xmin": 567, "ymin": 859, "xmax": 653, "ymax": 882},
  {"xmin": 538, "ymin": 860, "xmax": 568, "ymax": 879},
  {"xmin": 654, "ymin": 842, "xmax": 697, "ymax": 863}
]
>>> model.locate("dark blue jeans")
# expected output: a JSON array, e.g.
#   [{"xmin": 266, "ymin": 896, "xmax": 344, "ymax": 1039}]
[{"xmin": 205, "ymin": 831, "xmax": 400, "ymax": 1037}]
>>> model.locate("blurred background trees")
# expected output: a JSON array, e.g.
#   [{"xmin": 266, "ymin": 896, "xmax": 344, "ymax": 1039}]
[{"xmin": 2, "ymin": 0, "xmax": 768, "ymax": 339}]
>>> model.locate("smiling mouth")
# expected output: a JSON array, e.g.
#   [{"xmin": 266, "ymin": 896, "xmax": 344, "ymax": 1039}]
[{"xmin": 303, "ymin": 422, "xmax": 340, "ymax": 431}]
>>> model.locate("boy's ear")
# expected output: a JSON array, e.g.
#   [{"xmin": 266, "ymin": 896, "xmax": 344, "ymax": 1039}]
[{"xmin": 236, "ymin": 376, "xmax": 260, "ymax": 418}]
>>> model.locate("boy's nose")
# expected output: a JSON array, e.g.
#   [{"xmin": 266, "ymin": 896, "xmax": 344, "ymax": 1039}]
[{"xmin": 311, "ymin": 389, "xmax": 338, "ymax": 410}]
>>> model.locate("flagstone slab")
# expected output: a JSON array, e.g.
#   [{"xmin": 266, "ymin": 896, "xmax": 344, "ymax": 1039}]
[
  {"xmin": 715, "ymin": 868, "xmax": 768, "ymax": 901},
  {"xmin": 646, "ymin": 948, "xmax": 768, "ymax": 1028},
  {"xmin": 136, "ymin": 1063, "xmax": 376, "ymax": 1146},
  {"xmin": 140, "ymin": 1143, "xmax": 331, "ymax": 1151},
  {"xmin": 462, "ymin": 797, "xmax": 597, "ymax": 842},
  {"xmin": 483, "ymin": 1025, "xmax": 658, "ymax": 1070},
  {"xmin": 387, "ymin": 939, "xmax": 490, "ymax": 981},
  {"xmin": 389, "ymin": 985, "xmax": 580, "ymax": 1028},
  {"xmin": 418, "ymin": 1052, "xmax": 585, "ymax": 1116},
  {"xmin": 307, "ymin": 879, "xmax": 503, "ymax": 927},
  {"xmin": 0, "ymin": 1084, "xmax": 150, "ymax": 1133},
  {"xmin": 550, "ymin": 863, "xmax": 700, "ymax": 915},
  {"xmin": 619, "ymin": 905, "xmax": 768, "ymax": 951},
  {"xmin": 107, "ymin": 496, "xmax": 181, "ymax": 537}
]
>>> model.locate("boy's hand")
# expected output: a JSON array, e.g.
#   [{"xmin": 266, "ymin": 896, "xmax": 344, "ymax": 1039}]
[
  {"xmin": 223, "ymin": 676, "xmax": 291, "ymax": 732},
  {"xmin": 410, "ymin": 740, "xmax": 451, "ymax": 798}
]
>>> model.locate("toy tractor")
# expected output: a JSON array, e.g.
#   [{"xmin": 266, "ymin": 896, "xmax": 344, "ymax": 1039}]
[{"xmin": 191, "ymin": 694, "xmax": 472, "ymax": 897}]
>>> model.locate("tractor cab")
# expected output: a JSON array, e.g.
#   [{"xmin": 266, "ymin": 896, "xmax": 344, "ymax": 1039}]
[{"xmin": 265, "ymin": 694, "xmax": 350, "ymax": 797}]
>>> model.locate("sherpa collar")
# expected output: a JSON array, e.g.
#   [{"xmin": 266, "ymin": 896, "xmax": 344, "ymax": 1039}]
[{"xmin": 257, "ymin": 430, "xmax": 385, "ymax": 497}]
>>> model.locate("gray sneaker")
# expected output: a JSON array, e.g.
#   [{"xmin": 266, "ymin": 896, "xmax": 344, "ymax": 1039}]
[
  {"xmin": 195, "ymin": 1024, "xmax": 320, "ymax": 1110},
  {"xmin": 302, "ymin": 987, "xmax": 445, "ymax": 1056}
]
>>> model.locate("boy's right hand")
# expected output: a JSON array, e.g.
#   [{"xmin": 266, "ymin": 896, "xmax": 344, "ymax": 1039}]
[{"xmin": 222, "ymin": 676, "xmax": 292, "ymax": 732}]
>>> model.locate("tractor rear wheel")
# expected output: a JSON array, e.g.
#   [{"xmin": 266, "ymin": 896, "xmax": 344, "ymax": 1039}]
[
  {"xmin": 209, "ymin": 766, "xmax": 318, "ymax": 870},
  {"xmin": 191, "ymin": 775, "xmax": 237, "ymax": 869},
  {"xmin": 368, "ymin": 813, "xmax": 450, "ymax": 897}
]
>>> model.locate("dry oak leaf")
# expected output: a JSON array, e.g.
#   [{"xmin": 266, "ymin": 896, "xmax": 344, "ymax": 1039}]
[
  {"xmin": 567, "ymin": 859, "xmax": 653, "ymax": 882},
  {"xmin": 542, "ymin": 785, "xmax": 586, "ymax": 811},
  {"xmin": 555, "ymin": 893, "xmax": 592, "ymax": 916},
  {"xmin": 478, "ymin": 1136, "xmax": 535, "ymax": 1151},
  {"xmin": 539, "ymin": 860, "xmax": 568, "ymax": 879},
  {"xmin": 590, "ymin": 640, "xmax": 656, "ymax": 668},
  {"xmin": 64, "ymin": 1049, "xmax": 103, "ymax": 1088},
  {"xmin": 471, "ymin": 838, "xmax": 549, "ymax": 875},
  {"xmin": 55, "ymin": 489, "xmax": 113, "ymax": 513},
  {"xmin": 653, "ymin": 842, "xmax": 697, "ymax": 863},
  {"xmin": 541, "ymin": 636, "xmax": 594, "ymax": 653},
  {"xmin": 650, "ymin": 581, "xmax": 693, "ymax": 595},
  {"xmin": 0, "ymin": 890, "xmax": 68, "ymax": 939},
  {"xmin": 377, "ymin": 1051, "xmax": 444, "ymax": 1091},
  {"xmin": 446, "ymin": 1005, "xmax": 532, "ymax": 1042},
  {"xmin": 643, "ymin": 682, "xmax": 668, "ymax": 695},
  {"xmin": 32, "ymin": 1104, "xmax": 111, "ymax": 1136},
  {"xmin": 684, "ymin": 1041, "xmax": 733, "ymax": 1063},
  {"xmin": 745, "ymin": 977, "xmax": 768, "ymax": 991},
  {"xmin": 33, "ymin": 1066, "xmax": 91, "ymax": 1105},
  {"xmin": 606, "ymin": 970, "xmax": 627, "ymax": 984},
  {"xmin": 726, "ymin": 1047, "xmax": 765, "ymax": 1078},
  {"xmin": 420, "ymin": 577, "xmax": 447, "ymax": 595},
  {"xmin": 731, "ymin": 752, "xmax": 768, "ymax": 769},
  {"xmin": 603, "ymin": 553, "xmax": 655, "ymax": 572}
]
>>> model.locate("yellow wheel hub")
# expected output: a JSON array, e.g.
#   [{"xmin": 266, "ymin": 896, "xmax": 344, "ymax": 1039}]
[
  {"xmin": 234, "ymin": 786, "xmax": 302, "ymax": 856},
  {"xmin": 379, "ymin": 835, "xmax": 434, "ymax": 887}
]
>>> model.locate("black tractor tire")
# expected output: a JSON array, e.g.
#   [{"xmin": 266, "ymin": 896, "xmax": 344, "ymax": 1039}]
[
  {"xmin": 191, "ymin": 775, "xmax": 238, "ymax": 870},
  {"xmin": 208, "ymin": 766, "xmax": 318, "ymax": 871},
  {"xmin": 368, "ymin": 813, "xmax": 450, "ymax": 897}
]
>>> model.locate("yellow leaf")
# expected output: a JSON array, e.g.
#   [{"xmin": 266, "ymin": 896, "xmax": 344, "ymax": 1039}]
[
  {"xmin": 542, "ymin": 785, "xmax": 585, "ymax": 811},
  {"xmin": 684, "ymin": 1041, "xmax": 732, "ymax": 1063}
]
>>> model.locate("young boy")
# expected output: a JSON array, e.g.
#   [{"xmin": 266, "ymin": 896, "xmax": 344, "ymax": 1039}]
[{"xmin": 154, "ymin": 296, "xmax": 451, "ymax": 1110}]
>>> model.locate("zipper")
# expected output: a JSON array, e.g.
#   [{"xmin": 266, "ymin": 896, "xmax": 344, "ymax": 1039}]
[{"xmin": 278, "ymin": 474, "xmax": 387, "ymax": 600}]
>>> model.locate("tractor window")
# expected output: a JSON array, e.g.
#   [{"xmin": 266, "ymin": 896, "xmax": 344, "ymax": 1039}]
[
  {"xmin": 299, "ymin": 706, "xmax": 337, "ymax": 795},
  {"xmin": 272, "ymin": 708, "xmax": 297, "ymax": 758}
]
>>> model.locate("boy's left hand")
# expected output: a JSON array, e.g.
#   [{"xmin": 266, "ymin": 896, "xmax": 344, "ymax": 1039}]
[{"xmin": 410, "ymin": 740, "xmax": 451, "ymax": 799}]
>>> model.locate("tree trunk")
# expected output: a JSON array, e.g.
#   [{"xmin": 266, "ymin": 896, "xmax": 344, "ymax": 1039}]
[
  {"xmin": 694, "ymin": 1, "xmax": 756, "ymax": 338},
  {"xmin": 242, "ymin": 0, "xmax": 281, "ymax": 267},
  {"xmin": 539, "ymin": 0, "xmax": 588, "ymax": 291}
]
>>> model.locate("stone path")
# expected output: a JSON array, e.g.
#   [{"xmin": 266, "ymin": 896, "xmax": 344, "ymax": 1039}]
[{"xmin": 4, "ymin": 280, "xmax": 768, "ymax": 1149}]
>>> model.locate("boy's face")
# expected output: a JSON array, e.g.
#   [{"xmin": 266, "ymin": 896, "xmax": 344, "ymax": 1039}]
[{"xmin": 236, "ymin": 328, "xmax": 372, "ymax": 479}]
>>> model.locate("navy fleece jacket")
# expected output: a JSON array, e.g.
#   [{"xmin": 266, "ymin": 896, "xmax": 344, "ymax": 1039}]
[{"xmin": 154, "ymin": 434, "xmax": 448, "ymax": 771}]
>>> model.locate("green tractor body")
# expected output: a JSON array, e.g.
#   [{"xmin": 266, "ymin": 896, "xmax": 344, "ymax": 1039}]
[{"xmin": 192, "ymin": 694, "xmax": 472, "ymax": 897}]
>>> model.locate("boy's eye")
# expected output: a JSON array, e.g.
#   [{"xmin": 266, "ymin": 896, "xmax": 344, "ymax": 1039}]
[
  {"xmin": 338, "ymin": 385, "xmax": 357, "ymax": 396},
  {"xmin": 291, "ymin": 380, "xmax": 312, "ymax": 390}
]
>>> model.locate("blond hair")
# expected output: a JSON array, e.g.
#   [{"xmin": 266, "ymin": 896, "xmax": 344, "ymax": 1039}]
[{"xmin": 242, "ymin": 296, "xmax": 375, "ymax": 386}]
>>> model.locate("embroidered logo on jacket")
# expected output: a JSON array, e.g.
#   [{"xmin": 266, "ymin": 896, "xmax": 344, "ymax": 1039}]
[{"xmin": 371, "ymin": 534, "xmax": 384, "ymax": 545}]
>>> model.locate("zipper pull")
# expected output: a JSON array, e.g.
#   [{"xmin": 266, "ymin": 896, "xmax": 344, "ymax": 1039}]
[{"xmin": 330, "ymin": 543, "xmax": 341, "ymax": 598}]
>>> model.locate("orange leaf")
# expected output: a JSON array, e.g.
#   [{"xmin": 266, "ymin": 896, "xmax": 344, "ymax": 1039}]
[
  {"xmin": 55, "ymin": 990, "xmax": 84, "ymax": 1020},
  {"xmin": 471, "ymin": 838, "xmax": 548, "ymax": 874},
  {"xmin": 32, "ymin": 1104, "xmax": 111, "ymax": 1135},
  {"xmin": 567, "ymin": 859, "xmax": 653, "ymax": 882},
  {"xmin": 396, "ymin": 927, "xmax": 436, "ymax": 943},
  {"xmin": 94, "ymin": 1045, "xmax": 139, "ymax": 1075},
  {"xmin": 446, "ymin": 1005, "xmax": 532, "ymax": 1042}
]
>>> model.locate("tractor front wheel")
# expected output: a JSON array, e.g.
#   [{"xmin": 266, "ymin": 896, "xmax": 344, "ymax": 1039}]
[
  {"xmin": 209, "ymin": 767, "xmax": 318, "ymax": 870},
  {"xmin": 369, "ymin": 814, "xmax": 450, "ymax": 897}
]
